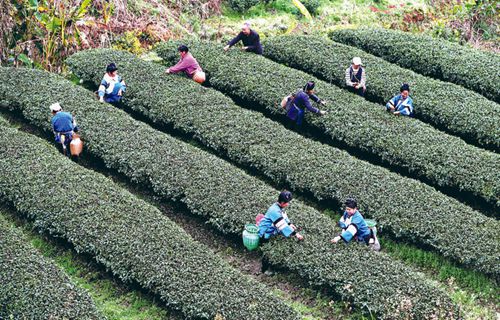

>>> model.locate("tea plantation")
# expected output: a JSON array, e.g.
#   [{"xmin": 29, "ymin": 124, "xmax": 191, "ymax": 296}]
[{"xmin": 0, "ymin": 29, "xmax": 498, "ymax": 320}]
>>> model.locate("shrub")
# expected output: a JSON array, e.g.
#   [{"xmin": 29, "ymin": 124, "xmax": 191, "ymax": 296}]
[
  {"xmin": 0, "ymin": 211, "xmax": 102, "ymax": 319},
  {"xmin": 67, "ymin": 49, "xmax": 499, "ymax": 278},
  {"xmin": 227, "ymin": 0, "xmax": 259, "ymax": 12},
  {"xmin": 155, "ymin": 41, "xmax": 500, "ymax": 212},
  {"xmin": 262, "ymin": 35, "xmax": 500, "ymax": 152},
  {"xmin": 330, "ymin": 28, "xmax": 500, "ymax": 103},
  {"xmin": 0, "ymin": 121, "xmax": 296, "ymax": 320},
  {"xmin": 0, "ymin": 66, "xmax": 459, "ymax": 319},
  {"xmin": 300, "ymin": 0, "xmax": 320, "ymax": 16}
]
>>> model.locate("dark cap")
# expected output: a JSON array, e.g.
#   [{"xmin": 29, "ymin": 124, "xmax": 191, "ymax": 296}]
[
  {"xmin": 178, "ymin": 45, "xmax": 189, "ymax": 53},
  {"xmin": 400, "ymin": 83, "xmax": 410, "ymax": 92},
  {"xmin": 278, "ymin": 190, "xmax": 293, "ymax": 203},
  {"xmin": 345, "ymin": 198, "xmax": 357, "ymax": 209},
  {"xmin": 106, "ymin": 63, "xmax": 118, "ymax": 73},
  {"xmin": 304, "ymin": 81, "xmax": 315, "ymax": 91}
]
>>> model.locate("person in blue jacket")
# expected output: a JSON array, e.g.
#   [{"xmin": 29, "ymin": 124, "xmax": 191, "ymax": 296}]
[
  {"xmin": 286, "ymin": 81, "xmax": 328, "ymax": 126},
  {"xmin": 258, "ymin": 190, "xmax": 304, "ymax": 274},
  {"xmin": 331, "ymin": 198, "xmax": 379, "ymax": 250},
  {"xmin": 386, "ymin": 83, "xmax": 414, "ymax": 116},
  {"xmin": 50, "ymin": 102, "xmax": 78, "ymax": 154},
  {"xmin": 258, "ymin": 190, "xmax": 304, "ymax": 241},
  {"xmin": 98, "ymin": 63, "xmax": 126, "ymax": 104}
]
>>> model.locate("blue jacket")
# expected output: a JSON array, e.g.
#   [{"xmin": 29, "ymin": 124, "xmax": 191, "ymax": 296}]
[
  {"xmin": 98, "ymin": 73, "xmax": 126, "ymax": 102},
  {"xmin": 51, "ymin": 111, "xmax": 74, "ymax": 133},
  {"xmin": 339, "ymin": 210, "xmax": 371, "ymax": 243},
  {"xmin": 258, "ymin": 203, "xmax": 295, "ymax": 239},
  {"xmin": 286, "ymin": 90, "xmax": 321, "ymax": 120},
  {"xmin": 386, "ymin": 94, "xmax": 414, "ymax": 116}
]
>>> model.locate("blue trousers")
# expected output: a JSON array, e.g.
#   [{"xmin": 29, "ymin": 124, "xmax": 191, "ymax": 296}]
[
  {"xmin": 296, "ymin": 108, "xmax": 305, "ymax": 126},
  {"xmin": 104, "ymin": 94, "xmax": 122, "ymax": 103}
]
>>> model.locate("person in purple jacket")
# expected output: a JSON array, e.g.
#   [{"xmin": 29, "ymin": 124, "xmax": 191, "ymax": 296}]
[
  {"xmin": 286, "ymin": 81, "xmax": 328, "ymax": 126},
  {"xmin": 166, "ymin": 44, "xmax": 205, "ymax": 83},
  {"xmin": 224, "ymin": 22, "xmax": 263, "ymax": 55}
]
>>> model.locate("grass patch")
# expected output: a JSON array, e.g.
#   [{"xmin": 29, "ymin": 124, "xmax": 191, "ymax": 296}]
[
  {"xmin": 383, "ymin": 238, "xmax": 498, "ymax": 301},
  {"xmin": 0, "ymin": 206, "xmax": 173, "ymax": 320}
]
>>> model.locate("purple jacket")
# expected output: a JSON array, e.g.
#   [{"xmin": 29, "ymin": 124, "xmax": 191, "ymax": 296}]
[{"xmin": 286, "ymin": 90, "xmax": 321, "ymax": 120}]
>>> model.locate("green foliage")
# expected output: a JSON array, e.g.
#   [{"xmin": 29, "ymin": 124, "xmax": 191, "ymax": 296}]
[
  {"xmin": 0, "ymin": 119, "xmax": 296, "ymax": 320},
  {"xmin": 383, "ymin": 238, "xmax": 499, "ymax": 302},
  {"xmin": 112, "ymin": 31, "xmax": 144, "ymax": 55},
  {"xmin": 1, "ymin": 65, "xmax": 459, "ymax": 319},
  {"xmin": 227, "ymin": 0, "xmax": 260, "ymax": 12},
  {"xmin": 300, "ymin": 0, "xmax": 320, "ymax": 16},
  {"xmin": 330, "ymin": 28, "xmax": 500, "ymax": 103},
  {"xmin": 0, "ymin": 211, "xmax": 103, "ymax": 319},
  {"xmin": 20, "ymin": 227, "xmax": 173, "ymax": 319},
  {"xmin": 9, "ymin": 0, "xmax": 93, "ymax": 71},
  {"xmin": 262, "ymin": 35, "xmax": 500, "ymax": 152},
  {"xmin": 155, "ymin": 41, "xmax": 500, "ymax": 214},
  {"xmin": 72, "ymin": 48, "xmax": 499, "ymax": 279}
]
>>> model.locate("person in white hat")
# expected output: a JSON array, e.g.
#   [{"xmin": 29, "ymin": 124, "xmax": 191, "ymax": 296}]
[
  {"xmin": 345, "ymin": 57, "xmax": 366, "ymax": 97},
  {"xmin": 50, "ymin": 102, "xmax": 78, "ymax": 154}
]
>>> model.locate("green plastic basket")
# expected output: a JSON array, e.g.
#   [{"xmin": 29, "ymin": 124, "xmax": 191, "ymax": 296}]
[
  {"xmin": 245, "ymin": 224, "xmax": 259, "ymax": 233},
  {"xmin": 243, "ymin": 224, "xmax": 260, "ymax": 251}
]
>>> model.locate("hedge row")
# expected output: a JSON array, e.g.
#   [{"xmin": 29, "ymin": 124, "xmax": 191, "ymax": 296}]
[
  {"xmin": 330, "ymin": 28, "xmax": 500, "ymax": 103},
  {"xmin": 0, "ymin": 66, "xmax": 459, "ymax": 319},
  {"xmin": 155, "ymin": 41, "xmax": 500, "ymax": 211},
  {"xmin": 68, "ymin": 48, "xmax": 500, "ymax": 278},
  {"xmin": 0, "ymin": 120, "xmax": 295, "ymax": 319},
  {"xmin": 262, "ymin": 35, "xmax": 500, "ymax": 151},
  {"xmin": 0, "ymin": 211, "xmax": 103, "ymax": 320}
]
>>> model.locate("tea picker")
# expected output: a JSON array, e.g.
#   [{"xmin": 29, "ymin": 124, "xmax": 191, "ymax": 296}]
[
  {"xmin": 345, "ymin": 57, "xmax": 366, "ymax": 97},
  {"xmin": 242, "ymin": 190, "xmax": 303, "ymax": 273},
  {"xmin": 385, "ymin": 83, "xmax": 414, "ymax": 117},
  {"xmin": 98, "ymin": 63, "xmax": 127, "ymax": 104},
  {"xmin": 166, "ymin": 45, "xmax": 206, "ymax": 84},
  {"xmin": 50, "ymin": 103, "xmax": 83, "ymax": 158},
  {"xmin": 331, "ymin": 198, "xmax": 380, "ymax": 251},
  {"xmin": 280, "ymin": 81, "xmax": 328, "ymax": 126},
  {"xmin": 224, "ymin": 22, "xmax": 263, "ymax": 55}
]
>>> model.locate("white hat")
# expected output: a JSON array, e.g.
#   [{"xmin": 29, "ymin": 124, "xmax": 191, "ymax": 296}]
[
  {"xmin": 352, "ymin": 57, "xmax": 362, "ymax": 65},
  {"xmin": 49, "ymin": 102, "xmax": 62, "ymax": 112}
]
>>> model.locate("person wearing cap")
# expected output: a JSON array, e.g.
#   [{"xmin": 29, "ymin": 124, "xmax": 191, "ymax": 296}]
[
  {"xmin": 331, "ymin": 198, "xmax": 380, "ymax": 251},
  {"xmin": 345, "ymin": 57, "xmax": 366, "ymax": 97},
  {"xmin": 224, "ymin": 22, "xmax": 263, "ymax": 55},
  {"xmin": 98, "ymin": 63, "xmax": 126, "ymax": 104},
  {"xmin": 386, "ymin": 83, "xmax": 414, "ymax": 116},
  {"xmin": 286, "ymin": 81, "xmax": 327, "ymax": 126},
  {"xmin": 258, "ymin": 190, "xmax": 304, "ymax": 241},
  {"xmin": 50, "ymin": 103, "xmax": 78, "ymax": 154},
  {"xmin": 166, "ymin": 45, "xmax": 206, "ymax": 84}
]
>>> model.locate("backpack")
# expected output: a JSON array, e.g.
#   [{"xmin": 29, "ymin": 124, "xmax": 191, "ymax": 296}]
[
  {"xmin": 255, "ymin": 213, "xmax": 265, "ymax": 226},
  {"xmin": 280, "ymin": 92, "xmax": 296, "ymax": 112}
]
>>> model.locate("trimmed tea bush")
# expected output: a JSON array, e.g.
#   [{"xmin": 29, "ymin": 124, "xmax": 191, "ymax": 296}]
[
  {"xmin": 66, "ymin": 49, "xmax": 499, "ymax": 278},
  {"xmin": 155, "ymin": 41, "xmax": 500, "ymax": 211},
  {"xmin": 228, "ymin": 0, "xmax": 259, "ymax": 12},
  {"xmin": 262, "ymin": 35, "xmax": 500, "ymax": 151},
  {"xmin": 0, "ymin": 66, "xmax": 460, "ymax": 319},
  {"xmin": 0, "ymin": 212, "xmax": 102, "ymax": 319},
  {"xmin": 0, "ymin": 123, "xmax": 296, "ymax": 320},
  {"xmin": 330, "ymin": 28, "xmax": 500, "ymax": 103}
]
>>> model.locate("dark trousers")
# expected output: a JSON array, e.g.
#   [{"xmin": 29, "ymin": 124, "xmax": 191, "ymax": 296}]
[{"xmin": 347, "ymin": 86, "xmax": 365, "ymax": 97}]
